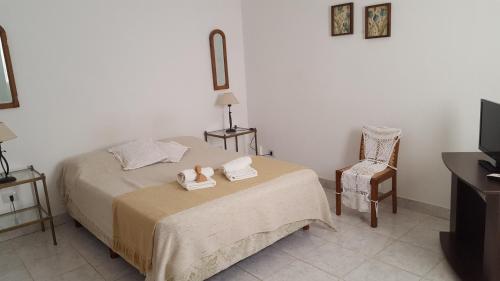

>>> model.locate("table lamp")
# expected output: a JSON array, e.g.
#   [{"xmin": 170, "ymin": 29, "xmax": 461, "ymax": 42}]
[
  {"xmin": 0, "ymin": 122, "xmax": 16, "ymax": 183},
  {"xmin": 216, "ymin": 92, "xmax": 239, "ymax": 133}
]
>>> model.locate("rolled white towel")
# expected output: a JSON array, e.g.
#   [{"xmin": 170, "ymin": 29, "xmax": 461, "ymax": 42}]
[
  {"xmin": 177, "ymin": 167, "xmax": 214, "ymax": 183},
  {"xmin": 222, "ymin": 156, "xmax": 253, "ymax": 173},
  {"xmin": 225, "ymin": 166, "xmax": 258, "ymax": 182},
  {"xmin": 178, "ymin": 177, "xmax": 216, "ymax": 191}
]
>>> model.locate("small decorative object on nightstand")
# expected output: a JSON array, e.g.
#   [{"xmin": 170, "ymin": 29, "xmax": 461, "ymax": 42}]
[
  {"xmin": 0, "ymin": 165, "xmax": 57, "ymax": 245},
  {"xmin": 205, "ymin": 127, "xmax": 258, "ymax": 155}
]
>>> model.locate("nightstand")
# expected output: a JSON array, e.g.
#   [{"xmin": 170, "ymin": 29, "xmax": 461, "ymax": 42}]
[
  {"xmin": 0, "ymin": 165, "xmax": 57, "ymax": 245},
  {"xmin": 204, "ymin": 127, "xmax": 258, "ymax": 155}
]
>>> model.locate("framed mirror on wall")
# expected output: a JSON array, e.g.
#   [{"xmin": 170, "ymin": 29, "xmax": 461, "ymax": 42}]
[
  {"xmin": 0, "ymin": 25, "xmax": 19, "ymax": 109},
  {"xmin": 209, "ymin": 29, "xmax": 229, "ymax": 90}
]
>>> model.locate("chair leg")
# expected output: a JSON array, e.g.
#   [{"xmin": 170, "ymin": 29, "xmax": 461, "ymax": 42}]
[
  {"xmin": 335, "ymin": 170, "xmax": 342, "ymax": 216},
  {"xmin": 370, "ymin": 181, "xmax": 379, "ymax": 228},
  {"xmin": 392, "ymin": 174, "xmax": 398, "ymax": 214}
]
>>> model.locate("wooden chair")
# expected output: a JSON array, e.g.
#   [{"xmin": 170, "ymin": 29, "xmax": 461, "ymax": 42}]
[{"xmin": 335, "ymin": 135, "xmax": 400, "ymax": 228}]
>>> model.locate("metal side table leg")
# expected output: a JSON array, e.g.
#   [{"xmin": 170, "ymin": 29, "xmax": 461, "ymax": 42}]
[{"xmin": 42, "ymin": 176, "xmax": 57, "ymax": 245}]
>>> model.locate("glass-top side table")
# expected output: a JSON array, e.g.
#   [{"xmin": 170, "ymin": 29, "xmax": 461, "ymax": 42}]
[
  {"xmin": 0, "ymin": 165, "xmax": 57, "ymax": 245},
  {"xmin": 204, "ymin": 127, "xmax": 258, "ymax": 155}
]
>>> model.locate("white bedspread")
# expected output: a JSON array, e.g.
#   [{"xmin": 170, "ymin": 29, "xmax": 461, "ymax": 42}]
[{"xmin": 60, "ymin": 136, "xmax": 333, "ymax": 281}]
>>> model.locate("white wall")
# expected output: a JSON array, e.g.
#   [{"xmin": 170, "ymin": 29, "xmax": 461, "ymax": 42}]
[
  {"xmin": 0, "ymin": 0, "xmax": 248, "ymax": 214},
  {"xmin": 242, "ymin": 0, "xmax": 500, "ymax": 209}
]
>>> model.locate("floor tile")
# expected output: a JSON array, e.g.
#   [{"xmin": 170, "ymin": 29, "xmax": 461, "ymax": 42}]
[
  {"xmin": 399, "ymin": 225, "xmax": 442, "ymax": 254},
  {"xmin": 70, "ymin": 230, "xmax": 112, "ymax": 267},
  {"xmin": 0, "ymin": 264, "xmax": 33, "ymax": 281},
  {"xmin": 344, "ymin": 260, "xmax": 420, "ymax": 281},
  {"xmin": 94, "ymin": 257, "xmax": 136, "ymax": 281},
  {"xmin": 0, "ymin": 245, "xmax": 24, "ymax": 274},
  {"xmin": 59, "ymin": 264, "xmax": 105, "ymax": 281},
  {"xmin": 358, "ymin": 212, "xmax": 425, "ymax": 239},
  {"xmin": 418, "ymin": 216, "xmax": 450, "ymax": 232},
  {"xmin": 265, "ymin": 260, "xmax": 338, "ymax": 281},
  {"xmin": 331, "ymin": 208, "xmax": 367, "ymax": 226},
  {"xmin": 10, "ymin": 227, "xmax": 65, "ymax": 249},
  {"xmin": 16, "ymin": 239, "xmax": 74, "ymax": 264},
  {"xmin": 23, "ymin": 246, "xmax": 87, "ymax": 281},
  {"xmin": 67, "ymin": 227, "xmax": 136, "ymax": 281},
  {"xmin": 237, "ymin": 246, "xmax": 295, "ymax": 279},
  {"xmin": 309, "ymin": 221, "xmax": 354, "ymax": 244},
  {"xmin": 301, "ymin": 242, "xmax": 365, "ymax": 278},
  {"xmin": 323, "ymin": 188, "xmax": 336, "ymax": 210},
  {"xmin": 0, "ymin": 239, "xmax": 15, "ymax": 252},
  {"xmin": 272, "ymin": 230, "xmax": 327, "ymax": 258},
  {"xmin": 114, "ymin": 270, "xmax": 144, "ymax": 281},
  {"xmin": 424, "ymin": 260, "xmax": 460, "ymax": 281},
  {"xmin": 330, "ymin": 225, "xmax": 395, "ymax": 257},
  {"xmin": 207, "ymin": 266, "xmax": 259, "ymax": 281},
  {"xmin": 376, "ymin": 241, "xmax": 442, "ymax": 276}
]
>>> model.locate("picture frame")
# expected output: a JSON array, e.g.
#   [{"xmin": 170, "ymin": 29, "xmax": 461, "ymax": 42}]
[
  {"xmin": 331, "ymin": 3, "xmax": 354, "ymax": 36},
  {"xmin": 365, "ymin": 3, "xmax": 391, "ymax": 39}
]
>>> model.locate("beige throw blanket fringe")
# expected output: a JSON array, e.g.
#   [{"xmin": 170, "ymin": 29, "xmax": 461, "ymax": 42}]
[{"xmin": 112, "ymin": 156, "xmax": 304, "ymax": 273}]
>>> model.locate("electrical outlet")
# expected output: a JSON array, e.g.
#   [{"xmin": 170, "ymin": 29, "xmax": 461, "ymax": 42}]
[{"xmin": 1, "ymin": 191, "xmax": 17, "ymax": 204}]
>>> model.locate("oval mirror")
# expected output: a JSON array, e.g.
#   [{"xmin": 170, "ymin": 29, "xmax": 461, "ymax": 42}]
[
  {"xmin": 0, "ymin": 25, "xmax": 19, "ymax": 109},
  {"xmin": 209, "ymin": 29, "xmax": 229, "ymax": 90}
]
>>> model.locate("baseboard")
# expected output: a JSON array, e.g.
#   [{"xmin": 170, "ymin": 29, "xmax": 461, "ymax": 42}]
[
  {"xmin": 319, "ymin": 178, "xmax": 450, "ymax": 220},
  {"xmin": 0, "ymin": 212, "xmax": 72, "ymax": 243}
]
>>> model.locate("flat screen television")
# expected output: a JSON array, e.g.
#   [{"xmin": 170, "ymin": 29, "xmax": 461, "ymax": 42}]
[{"xmin": 479, "ymin": 99, "xmax": 500, "ymax": 171}]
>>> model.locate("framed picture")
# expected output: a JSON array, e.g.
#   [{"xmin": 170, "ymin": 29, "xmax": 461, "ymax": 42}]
[
  {"xmin": 365, "ymin": 3, "xmax": 391, "ymax": 39},
  {"xmin": 331, "ymin": 3, "xmax": 353, "ymax": 36}
]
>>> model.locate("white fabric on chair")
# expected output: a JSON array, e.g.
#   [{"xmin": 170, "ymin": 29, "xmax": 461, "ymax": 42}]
[{"xmin": 341, "ymin": 126, "xmax": 401, "ymax": 213}]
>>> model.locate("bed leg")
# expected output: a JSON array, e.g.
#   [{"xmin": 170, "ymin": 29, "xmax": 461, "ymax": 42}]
[
  {"xmin": 302, "ymin": 225, "xmax": 310, "ymax": 231},
  {"xmin": 74, "ymin": 220, "xmax": 82, "ymax": 228},
  {"xmin": 109, "ymin": 248, "xmax": 119, "ymax": 259}
]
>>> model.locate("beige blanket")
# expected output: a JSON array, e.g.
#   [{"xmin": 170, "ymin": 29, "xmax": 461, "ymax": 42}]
[
  {"xmin": 112, "ymin": 156, "xmax": 305, "ymax": 273},
  {"xmin": 149, "ymin": 168, "xmax": 332, "ymax": 281}
]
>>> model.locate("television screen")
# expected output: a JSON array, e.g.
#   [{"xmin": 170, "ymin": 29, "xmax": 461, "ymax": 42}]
[{"xmin": 480, "ymin": 99, "xmax": 500, "ymax": 161}]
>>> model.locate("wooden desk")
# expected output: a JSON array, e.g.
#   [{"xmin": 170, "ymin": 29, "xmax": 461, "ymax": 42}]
[{"xmin": 442, "ymin": 152, "xmax": 500, "ymax": 281}]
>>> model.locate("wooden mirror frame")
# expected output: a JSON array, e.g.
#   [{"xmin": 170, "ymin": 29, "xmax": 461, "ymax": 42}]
[
  {"xmin": 0, "ymin": 26, "xmax": 19, "ymax": 109},
  {"xmin": 209, "ymin": 29, "xmax": 229, "ymax": 90}
]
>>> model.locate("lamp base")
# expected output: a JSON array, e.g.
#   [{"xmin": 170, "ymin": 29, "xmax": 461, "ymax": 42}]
[
  {"xmin": 226, "ymin": 128, "xmax": 237, "ymax": 133},
  {"xmin": 0, "ymin": 176, "xmax": 16, "ymax": 184}
]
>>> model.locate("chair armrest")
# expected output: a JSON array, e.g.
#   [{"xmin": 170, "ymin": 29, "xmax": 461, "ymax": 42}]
[
  {"xmin": 336, "ymin": 166, "xmax": 395, "ymax": 183},
  {"xmin": 335, "ymin": 165, "xmax": 354, "ymax": 176}
]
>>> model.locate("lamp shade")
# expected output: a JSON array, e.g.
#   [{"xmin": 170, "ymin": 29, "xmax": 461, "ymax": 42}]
[
  {"xmin": 0, "ymin": 122, "xmax": 16, "ymax": 142},
  {"xmin": 216, "ymin": 92, "xmax": 239, "ymax": 106}
]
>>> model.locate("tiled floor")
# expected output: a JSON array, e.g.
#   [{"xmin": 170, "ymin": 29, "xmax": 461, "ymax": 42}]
[{"xmin": 0, "ymin": 196, "xmax": 459, "ymax": 281}]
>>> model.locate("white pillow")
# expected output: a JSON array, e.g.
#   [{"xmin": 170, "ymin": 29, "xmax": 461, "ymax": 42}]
[
  {"xmin": 108, "ymin": 139, "xmax": 168, "ymax": 170},
  {"xmin": 157, "ymin": 141, "xmax": 190, "ymax": 163}
]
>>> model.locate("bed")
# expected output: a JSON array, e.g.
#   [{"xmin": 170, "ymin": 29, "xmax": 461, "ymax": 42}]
[{"xmin": 60, "ymin": 136, "xmax": 333, "ymax": 281}]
